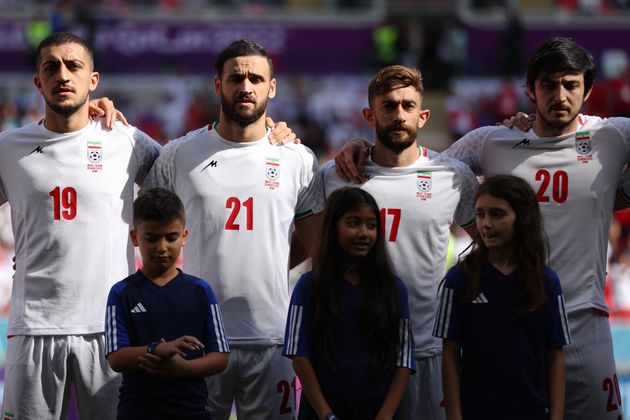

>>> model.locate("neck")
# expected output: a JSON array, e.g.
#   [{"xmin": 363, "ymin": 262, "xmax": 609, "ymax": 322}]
[
  {"xmin": 342, "ymin": 261, "xmax": 361, "ymax": 285},
  {"xmin": 487, "ymin": 247, "xmax": 517, "ymax": 275},
  {"xmin": 43, "ymin": 107, "xmax": 90, "ymax": 133},
  {"xmin": 532, "ymin": 114, "xmax": 579, "ymax": 138},
  {"xmin": 372, "ymin": 141, "xmax": 420, "ymax": 167},
  {"xmin": 141, "ymin": 266, "xmax": 179, "ymax": 287},
  {"xmin": 215, "ymin": 112, "xmax": 267, "ymax": 142}
]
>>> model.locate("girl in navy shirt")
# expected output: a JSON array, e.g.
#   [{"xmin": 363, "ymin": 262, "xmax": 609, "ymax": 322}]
[
  {"xmin": 284, "ymin": 187, "xmax": 415, "ymax": 419},
  {"xmin": 434, "ymin": 175, "xmax": 571, "ymax": 420}
]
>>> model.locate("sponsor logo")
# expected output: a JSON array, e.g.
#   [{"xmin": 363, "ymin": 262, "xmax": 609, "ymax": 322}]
[
  {"xmin": 472, "ymin": 293, "xmax": 489, "ymax": 304},
  {"xmin": 130, "ymin": 302, "xmax": 147, "ymax": 313},
  {"xmin": 201, "ymin": 160, "xmax": 218, "ymax": 171},
  {"xmin": 511, "ymin": 138, "xmax": 531, "ymax": 149},
  {"xmin": 265, "ymin": 157, "xmax": 280, "ymax": 189},
  {"xmin": 27, "ymin": 145, "xmax": 44, "ymax": 156}
]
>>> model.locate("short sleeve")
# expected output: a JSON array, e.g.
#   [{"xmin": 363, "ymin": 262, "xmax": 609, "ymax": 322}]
[
  {"xmin": 443, "ymin": 126, "xmax": 495, "ymax": 176},
  {"xmin": 202, "ymin": 281, "xmax": 230, "ymax": 353},
  {"xmin": 432, "ymin": 266, "xmax": 464, "ymax": 340},
  {"xmin": 546, "ymin": 269, "xmax": 572, "ymax": 347},
  {"xmin": 395, "ymin": 277, "xmax": 416, "ymax": 372},
  {"xmin": 143, "ymin": 140, "xmax": 179, "ymax": 192},
  {"xmin": 451, "ymin": 159, "xmax": 478, "ymax": 228},
  {"xmin": 104, "ymin": 284, "xmax": 131, "ymax": 355},
  {"xmin": 295, "ymin": 147, "xmax": 325, "ymax": 220},
  {"xmin": 130, "ymin": 127, "xmax": 161, "ymax": 185},
  {"xmin": 283, "ymin": 272, "xmax": 314, "ymax": 358}
]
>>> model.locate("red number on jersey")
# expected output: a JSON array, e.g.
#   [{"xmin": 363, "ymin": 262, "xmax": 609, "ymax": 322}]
[
  {"xmin": 380, "ymin": 208, "xmax": 401, "ymax": 242},
  {"xmin": 49, "ymin": 186, "xmax": 77, "ymax": 220},
  {"xmin": 225, "ymin": 197, "xmax": 254, "ymax": 230},
  {"xmin": 535, "ymin": 169, "xmax": 568, "ymax": 203},
  {"xmin": 276, "ymin": 377, "xmax": 297, "ymax": 415},
  {"xmin": 603, "ymin": 375, "xmax": 622, "ymax": 412}
]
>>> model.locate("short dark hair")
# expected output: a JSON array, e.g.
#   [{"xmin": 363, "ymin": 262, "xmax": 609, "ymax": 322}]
[
  {"xmin": 368, "ymin": 65, "xmax": 424, "ymax": 107},
  {"xmin": 133, "ymin": 188, "xmax": 185, "ymax": 227},
  {"xmin": 526, "ymin": 37, "xmax": 595, "ymax": 95},
  {"xmin": 214, "ymin": 39, "xmax": 273, "ymax": 77},
  {"xmin": 36, "ymin": 32, "xmax": 94, "ymax": 71}
]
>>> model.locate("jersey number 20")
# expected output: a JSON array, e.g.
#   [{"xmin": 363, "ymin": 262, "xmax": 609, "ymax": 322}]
[{"xmin": 535, "ymin": 169, "xmax": 568, "ymax": 203}]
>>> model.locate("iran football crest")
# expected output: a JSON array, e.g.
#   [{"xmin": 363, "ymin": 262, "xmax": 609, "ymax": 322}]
[
  {"xmin": 265, "ymin": 157, "xmax": 280, "ymax": 189},
  {"xmin": 86, "ymin": 140, "xmax": 104, "ymax": 172},
  {"xmin": 417, "ymin": 172, "xmax": 431, "ymax": 192},
  {"xmin": 87, "ymin": 140, "xmax": 102, "ymax": 162},
  {"xmin": 416, "ymin": 171, "xmax": 432, "ymax": 200},
  {"xmin": 575, "ymin": 131, "xmax": 592, "ymax": 163}
]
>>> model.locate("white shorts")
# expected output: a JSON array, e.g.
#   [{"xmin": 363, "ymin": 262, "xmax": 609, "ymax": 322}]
[
  {"xmin": 2, "ymin": 334, "xmax": 120, "ymax": 420},
  {"xmin": 398, "ymin": 353, "xmax": 445, "ymax": 420},
  {"xmin": 206, "ymin": 345, "xmax": 296, "ymax": 420},
  {"xmin": 564, "ymin": 309, "xmax": 624, "ymax": 420}
]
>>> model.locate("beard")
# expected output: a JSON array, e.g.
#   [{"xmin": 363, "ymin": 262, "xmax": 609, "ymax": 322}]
[
  {"xmin": 221, "ymin": 93, "xmax": 268, "ymax": 128},
  {"xmin": 46, "ymin": 95, "xmax": 87, "ymax": 118},
  {"xmin": 538, "ymin": 106, "xmax": 580, "ymax": 134},
  {"xmin": 375, "ymin": 121, "xmax": 418, "ymax": 154}
]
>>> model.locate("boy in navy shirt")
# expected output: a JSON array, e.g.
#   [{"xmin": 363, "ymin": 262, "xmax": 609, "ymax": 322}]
[{"xmin": 105, "ymin": 188, "xmax": 230, "ymax": 419}]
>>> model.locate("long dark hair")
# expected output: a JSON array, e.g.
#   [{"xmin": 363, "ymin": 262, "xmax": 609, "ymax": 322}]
[
  {"xmin": 311, "ymin": 187, "xmax": 401, "ymax": 371},
  {"xmin": 461, "ymin": 175, "xmax": 550, "ymax": 315}
]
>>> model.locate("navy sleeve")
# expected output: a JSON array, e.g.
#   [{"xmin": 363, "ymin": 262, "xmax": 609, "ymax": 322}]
[
  {"xmin": 105, "ymin": 282, "xmax": 131, "ymax": 355},
  {"xmin": 433, "ymin": 266, "xmax": 464, "ymax": 340},
  {"xmin": 283, "ymin": 272, "xmax": 314, "ymax": 358},
  {"xmin": 201, "ymin": 280, "xmax": 230, "ymax": 353},
  {"xmin": 546, "ymin": 268, "xmax": 572, "ymax": 347},
  {"xmin": 395, "ymin": 277, "xmax": 416, "ymax": 372}
]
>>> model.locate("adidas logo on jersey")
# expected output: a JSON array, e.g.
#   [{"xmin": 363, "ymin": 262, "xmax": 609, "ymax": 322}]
[
  {"xmin": 472, "ymin": 293, "xmax": 488, "ymax": 304},
  {"xmin": 130, "ymin": 302, "xmax": 147, "ymax": 313}
]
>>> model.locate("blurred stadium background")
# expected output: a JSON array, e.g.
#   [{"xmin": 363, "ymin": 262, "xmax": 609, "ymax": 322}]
[{"xmin": 1, "ymin": 0, "xmax": 630, "ymax": 417}]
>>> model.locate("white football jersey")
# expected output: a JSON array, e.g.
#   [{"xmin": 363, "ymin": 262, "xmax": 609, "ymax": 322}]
[
  {"xmin": 444, "ymin": 115, "xmax": 630, "ymax": 315},
  {"xmin": 321, "ymin": 146, "xmax": 477, "ymax": 357},
  {"xmin": 144, "ymin": 125, "xmax": 324, "ymax": 346},
  {"xmin": 0, "ymin": 119, "xmax": 160, "ymax": 335}
]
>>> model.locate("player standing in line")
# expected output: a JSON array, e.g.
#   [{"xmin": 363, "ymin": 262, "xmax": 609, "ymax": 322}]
[
  {"xmin": 434, "ymin": 175, "xmax": 570, "ymax": 420},
  {"xmin": 320, "ymin": 65, "xmax": 477, "ymax": 420},
  {"xmin": 284, "ymin": 187, "xmax": 415, "ymax": 419},
  {"xmin": 105, "ymin": 188, "xmax": 230, "ymax": 419},
  {"xmin": 0, "ymin": 32, "xmax": 161, "ymax": 419},
  {"xmin": 336, "ymin": 37, "xmax": 627, "ymax": 420},
  {"xmin": 144, "ymin": 39, "xmax": 324, "ymax": 420}
]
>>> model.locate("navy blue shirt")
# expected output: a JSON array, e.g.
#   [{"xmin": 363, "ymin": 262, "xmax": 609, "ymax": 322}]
[
  {"xmin": 433, "ymin": 263, "xmax": 571, "ymax": 420},
  {"xmin": 284, "ymin": 272, "xmax": 415, "ymax": 419},
  {"xmin": 105, "ymin": 270, "xmax": 229, "ymax": 419}
]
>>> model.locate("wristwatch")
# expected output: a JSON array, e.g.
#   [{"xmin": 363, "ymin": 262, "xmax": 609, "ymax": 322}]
[
  {"xmin": 147, "ymin": 341, "xmax": 160, "ymax": 355},
  {"xmin": 325, "ymin": 412, "xmax": 338, "ymax": 420}
]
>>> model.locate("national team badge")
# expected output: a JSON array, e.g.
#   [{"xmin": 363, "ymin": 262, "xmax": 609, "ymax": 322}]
[
  {"xmin": 575, "ymin": 131, "xmax": 592, "ymax": 163},
  {"xmin": 264, "ymin": 157, "xmax": 280, "ymax": 189},
  {"xmin": 87, "ymin": 140, "xmax": 102, "ymax": 162},
  {"xmin": 86, "ymin": 140, "xmax": 104, "ymax": 173},
  {"xmin": 416, "ymin": 171, "xmax": 432, "ymax": 200},
  {"xmin": 4, "ymin": 411, "xmax": 14, "ymax": 420}
]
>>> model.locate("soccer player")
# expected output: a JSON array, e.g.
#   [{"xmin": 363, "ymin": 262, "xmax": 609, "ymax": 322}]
[
  {"xmin": 0, "ymin": 32, "xmax": 161, "ymax": 419},
  {"xmin": 337, "ymin": 37, "xmax": 627, "ymax": 420},
  {"xmin": 144, "ymin": 39, "xmax": 324, "ymax": 419},
  {"xmin": 321, "ymin": 65, "xmax": 477, "ymax": 420},
  {"xmin": 105, "ymin": 188, "xmax": 230, "ymax": 419}
]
